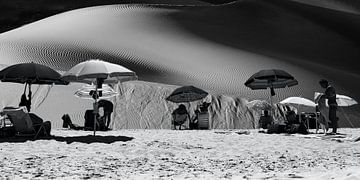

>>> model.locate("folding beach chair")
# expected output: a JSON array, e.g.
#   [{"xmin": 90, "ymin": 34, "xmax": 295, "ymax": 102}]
[
  {"xmin": 2, "ymin": 107, "xmax": 50, "ymax": 139},
  {"xmin": 197, "ymin": 112, "xmax": 209, "ymax": 129}
]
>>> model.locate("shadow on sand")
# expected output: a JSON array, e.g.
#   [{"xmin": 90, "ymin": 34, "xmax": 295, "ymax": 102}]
[{"xmin": 0, "ymin": 135, "xmax": 134, "ymax": 144}]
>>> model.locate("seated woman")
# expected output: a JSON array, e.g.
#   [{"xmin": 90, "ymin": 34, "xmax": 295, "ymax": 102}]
[
  {"xmin": 189, "ymin": 109, "xmax": 200, "ymax": 130},
  {"xmin": 285, "ymin": 110, "xmax": 298, "ymax": 125},
  {"xmin": 172, "ymin": 104, "xmax": 189, "ymax": 130},
  {"xmin": 19, "ymin": 93, "xmax": 31, "ymax": 112},
  {"xmin": 259, "ymin": 110, "xmax": 273, "ymax": 129}
]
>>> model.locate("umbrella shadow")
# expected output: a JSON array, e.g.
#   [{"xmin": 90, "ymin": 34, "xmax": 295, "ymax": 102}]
[{"xmin": 0, "ymin": 135, "xmax": 134, "ymax": 144}]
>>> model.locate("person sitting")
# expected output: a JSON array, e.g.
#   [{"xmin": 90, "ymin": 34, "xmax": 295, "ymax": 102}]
[
  {"xmin": 199, "ymin": 102, "xmax": 211, "ymax": 112},
  {"xmin": 259, "ymin": 110, "xmax": 273, "ymax": 129},
  {"xmin": 189, "ymin": 109, "xmax": 200, "ymax": 130},
  {"xmin": 172, "ymin": 104, "xmax": 189, "ymax": 130},
  {"xmin": 285, "ymin": 110, "xmax": 298, "ymax": 125},
  {"xmin": 284, "ymin": 110, "xmax": 308, "ymax": 134},
  {"xmin": 19, "ymin": 93, "xmax": 31, "ymax": 112},
  {"xmin": 98, "ymin": 99, "xmax": 113, "ymax": 130},
  {"xmin": 84, "ymin": 109, "xmax": 99, "ymax": 131}
]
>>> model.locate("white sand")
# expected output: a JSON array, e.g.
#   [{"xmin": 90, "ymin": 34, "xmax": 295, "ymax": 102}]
[{"xmin": 1, "ymin": 128, "xmax": 359, "ymax": 179}]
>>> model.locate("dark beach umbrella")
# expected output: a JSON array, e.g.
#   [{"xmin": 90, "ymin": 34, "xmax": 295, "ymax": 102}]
[
  {"xmin": 244, "ymin": 69, "xmax": 298, "ymax": 107},
  {"xmin": 245, "ymin": 69, "xmax": 298, "ymax": 91},
  {"xmin": 0, "ymin": 62, "xmax": 68, "ymax": 85},
  {"xmin": 166, "ymin": 85, "xmax": 208, "ymax": 103},
  {"xmin": 0, "ymin": 62, "xmax": 68, "ymax": 112}
]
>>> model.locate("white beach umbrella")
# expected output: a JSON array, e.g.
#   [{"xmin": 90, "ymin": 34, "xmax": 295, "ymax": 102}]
[
  {"xmin": 314, "ymin": 92, "xmax": 358, "ymax": 107},
  {"xmin": 61, "ymin": 59, "xmax": 137, "ymax": 84},
  {"xmin": 335, "ymin": 94, "xmax": 358, "ymax": 107},
  {"xmin": 62, "ymin": 59, "xmax": 137, "ymax": 135},
  {"xmin": 280, "ymin": 97, "xmax": 316, "ymax": 107}
]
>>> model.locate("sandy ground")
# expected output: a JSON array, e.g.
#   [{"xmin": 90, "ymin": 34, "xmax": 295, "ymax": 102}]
[{"xmin": 1, "ymin": 128, "xmax": 359, "ymax": 179}]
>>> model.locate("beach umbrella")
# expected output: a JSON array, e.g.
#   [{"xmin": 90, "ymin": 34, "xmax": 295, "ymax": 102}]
[
  {"xmin": 0, "ymin": 62, "xmax": 68, "ymax": 85},
  {"xmin": 62, "ymin": 59, "xmax": 137, "ymax": 135},
  {"xmin": 0, "ymin": 62, "xmax": 68, "ymax": 111},
  {"xmin": 244, "ymin": 69, "xmax": 298, "ymax": 112},
  {"xmin": 336, "ymin": 94, "xmax": 358, "ymax": 107},
  {"xmin": 280, "ymin": 97, "xmax": 316, "ymax": 107},
  {"xmin": 314, "ymin": 92, "xmax": 358, "ymax": 107},
  {"xmin": 74, "ymin": 84, "xmax": 118, "ymax": 100},
  {"xmin": 166, "ymin": 85, "xmax": 208, "ymax": 103}
]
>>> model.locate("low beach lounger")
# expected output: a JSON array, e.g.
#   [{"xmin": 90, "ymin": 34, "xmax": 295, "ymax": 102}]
[{"xmin": 3, "ymin": 107, "xmax": 50, "ymax": 139}]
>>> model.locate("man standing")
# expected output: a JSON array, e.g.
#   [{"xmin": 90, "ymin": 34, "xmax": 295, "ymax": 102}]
[{"xmin": 319, "ymin": 79, "xmax": 338, "ymax": 134}]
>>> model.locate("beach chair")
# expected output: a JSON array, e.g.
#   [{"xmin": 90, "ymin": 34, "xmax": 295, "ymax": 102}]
[
  {"xmin": 2, "ymin": 107, "xmax": 50, "ymax": 139},
  {"xmin": 197, "ymin": 112, "xmax": 209, "ymax": 129}
]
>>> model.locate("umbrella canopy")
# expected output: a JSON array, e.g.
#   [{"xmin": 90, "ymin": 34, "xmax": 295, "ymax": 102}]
[
  {"xmin": 0, "ymin": 62, "xmax": 68, "ymax": 112},
  {"xmin": 315, "ymin": 92, "xmax": 358, "ymax": 107},
  {"xmin": 336, "ymin": 94, "xmax": 358, "ymax": 107},
  {"xmin": 61, "ymin": 59, "xmax": 137, "ymax": 84},
  {"xmin": 166, "ymin": 85, "xmax": 208, "ymax": 103},
  {"xmin": 244, "ymin": 69, "xmax": 298, "ymax": 90},
  {"xmin": 245, "ymin": 69, "xmax": 298, "ymax": 116},
  {"xmin": 0, "ymin": 62, "xmax": 68, "ymax": 85},
  {"xmin": 280, "ymin": 97, "xmax": 316, "ymax": 107},
  {"xmin": 74, "ymin": 84, "xmax": 118, "ymax": 100}
]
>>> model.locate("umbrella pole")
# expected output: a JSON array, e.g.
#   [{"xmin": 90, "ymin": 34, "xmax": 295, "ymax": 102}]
[
  {"xmin": 93, "ymin": 85, "xmax": 98, "ymax": 136},
  {"xmin": 28, "ymin": 83, "xmax": 32, "ymax": 112},
  {"xmin": 315, "ymin": 107, "xmax": 319, "ymax": 134},
  {"xmin": 269, "ymin": 88, "xmax": 273, "ymax": 118}
]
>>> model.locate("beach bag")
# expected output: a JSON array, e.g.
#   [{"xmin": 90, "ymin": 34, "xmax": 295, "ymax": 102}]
[
  {"xmin": 286, "ymin": 123, "xmax": 308, "ymax": 134},
  {"xmin": 84, "ymin": 110, "xmax": 97, "ymax": 130},
  {"xmin": 267, "ymin": 124, "xmax": 285, "ymax": 134}
]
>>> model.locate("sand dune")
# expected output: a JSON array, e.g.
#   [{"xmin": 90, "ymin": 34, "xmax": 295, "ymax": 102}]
[
  {"xmin": 0, "ymin": 0, "xmax": 359, "ymax": 128},
  {"xmin": 290, "ymin": 0, "xmax": 360, "ymax": 14}
]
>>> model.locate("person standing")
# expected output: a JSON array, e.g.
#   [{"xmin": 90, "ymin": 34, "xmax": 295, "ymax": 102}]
[{"xmin": 319, "ymin": 79, "xmax": 338, "ymax": 134}]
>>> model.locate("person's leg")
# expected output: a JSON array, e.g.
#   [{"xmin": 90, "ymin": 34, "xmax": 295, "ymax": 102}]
[
  {"xmin": 329, "ymin": 106, "xmax": 337, "ymax": 133},
  {"xmin": 106, "ymin": 112, "xmax": 111, "ymax": 129}
]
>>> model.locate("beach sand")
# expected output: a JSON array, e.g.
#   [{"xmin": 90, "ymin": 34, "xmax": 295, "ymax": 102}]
[{"xmin": 1, "ymin": 128, "xmax": 359, "ymax": 179}]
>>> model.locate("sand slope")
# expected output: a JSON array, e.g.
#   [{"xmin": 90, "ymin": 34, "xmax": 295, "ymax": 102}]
[{"xmin": 0, "ymin": 0, "xmax": 359, "ymax": 128}]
